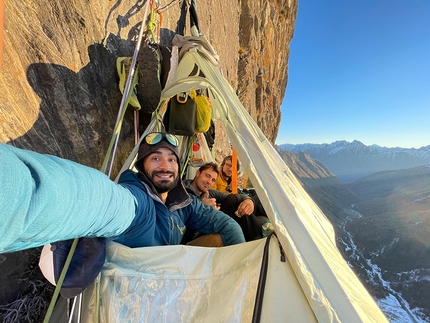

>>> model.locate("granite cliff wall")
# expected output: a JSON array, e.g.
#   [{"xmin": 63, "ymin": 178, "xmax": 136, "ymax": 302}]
[
  {"xmin": 0, "ymin": 0, "xmax": 297, "ymax": 171},
  {"xmin": 1, "ymin": 1, "xmax": 298, "ymax": 313}
]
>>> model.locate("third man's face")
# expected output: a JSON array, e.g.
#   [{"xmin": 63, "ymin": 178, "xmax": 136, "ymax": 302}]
[{"xmin": 222, "ymin": 161, "xmax": 233, "ymax": 178}]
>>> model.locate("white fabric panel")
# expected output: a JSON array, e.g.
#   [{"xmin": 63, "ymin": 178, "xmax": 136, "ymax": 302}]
[
  {"xmin": 159, "ymin": 45, "xmax": 388, "ymax": 322},
  {"xmin": 82, "ymin": 36, "xmax": 388, "ymax": 322},
  {"xmin": 82, "ymin": 239, "xmax": 317, "ymax": 323}
]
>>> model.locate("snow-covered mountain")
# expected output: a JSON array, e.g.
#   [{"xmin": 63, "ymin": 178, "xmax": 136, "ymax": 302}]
[{"xmin": 279, "ymin": 140, "xmax": 430, "ymax": 183}]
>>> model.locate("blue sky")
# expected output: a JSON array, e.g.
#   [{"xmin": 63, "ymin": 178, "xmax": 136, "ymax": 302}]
[{"xmin": 276, "ymin": 1, "xmax": 430, "ymax": 148}]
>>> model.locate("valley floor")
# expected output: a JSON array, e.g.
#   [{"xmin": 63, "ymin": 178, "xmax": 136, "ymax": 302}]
[{"xmin": 339, "ymin": 207, "xmax": 429, "ymax": 323}]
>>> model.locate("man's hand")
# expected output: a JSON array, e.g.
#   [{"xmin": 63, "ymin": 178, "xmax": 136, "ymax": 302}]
[
  {"xmin": 237, "ymin": 176, "xmax": 244, "ymax": 187},
  {"xmin": 202, "ymin": 191, "xmax": 220, "ymax": 210},
  {"xmin": 236, "ymin": 198, "xmax": 254, "ymax": 217}
]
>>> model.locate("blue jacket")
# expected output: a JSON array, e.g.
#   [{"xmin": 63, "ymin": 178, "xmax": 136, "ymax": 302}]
[
  {"xmin": 0, "ymin": 144, "xmax": 244, "ymax": 253},
  {"xmin": 115, "ymin": 170, "xmax": 245, "ymax": 247}
]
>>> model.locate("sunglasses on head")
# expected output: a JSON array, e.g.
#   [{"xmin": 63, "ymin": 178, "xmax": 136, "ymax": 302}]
[{"xmin": 144, "ymin": 132, "xmax": 179, "ymax": 147}]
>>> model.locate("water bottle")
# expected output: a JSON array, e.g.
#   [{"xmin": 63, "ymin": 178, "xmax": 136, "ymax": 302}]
[{"xmin": 262, "ymin": 220, "xmax": 274, "ymax": 237}]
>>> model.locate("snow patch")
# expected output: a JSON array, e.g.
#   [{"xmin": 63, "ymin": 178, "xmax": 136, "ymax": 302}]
[
  {"xmin": 414, "ymin": 193, "xmax": 430, "ymax": 202},
  {"xmin": 342, "ymin": 205, "xmax": 429, "ymax": 322}
]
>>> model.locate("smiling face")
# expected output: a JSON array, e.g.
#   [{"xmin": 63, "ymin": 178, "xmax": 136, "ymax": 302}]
[
  {"xmin": 192, "ymin": 168, "xmax": 218, "ymax": 195},
  {"xmin": 143, "ymin": 147, "xmax": 179, "ymax": 197}
]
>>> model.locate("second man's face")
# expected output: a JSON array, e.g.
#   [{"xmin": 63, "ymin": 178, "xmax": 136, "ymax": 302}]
[{"xmin": 195, "ymin": 169, "xmax": 218, "ymax": 193}]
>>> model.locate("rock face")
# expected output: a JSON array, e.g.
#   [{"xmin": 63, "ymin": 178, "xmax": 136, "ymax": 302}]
[
  {"xmin": 0, "ymin": 1, "xmax": 298, "ymax": 313},
  {"xmin": 0, "ymin": 0, "xmax": 297, "ymax": 172}
]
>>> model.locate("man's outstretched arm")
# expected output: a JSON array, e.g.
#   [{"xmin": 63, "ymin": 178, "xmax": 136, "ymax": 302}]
[{"xmin": 0, "ymin": 143, "xmax": 136, "ymax": 253}]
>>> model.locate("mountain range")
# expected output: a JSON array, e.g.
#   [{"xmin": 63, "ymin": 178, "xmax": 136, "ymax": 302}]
[
  {"xmin": 276, "ymin": 147, "xmax": 430, "ymax": 322},
  {"xmin": 279, "ymin": 140, "xmax": 430, "ymax": 183}
]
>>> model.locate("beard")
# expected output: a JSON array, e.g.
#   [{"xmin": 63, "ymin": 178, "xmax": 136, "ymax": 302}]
[
  {"xmin": 222, "ymin": 169, "xmax": 231, "ymax": 179},
  {"xmin": 196, "ymin": 181, "xmax": 210, "ymax": 194},
  {"xmin": 146, "ymin": 170, "xmax": 178, "ymax": 193}
]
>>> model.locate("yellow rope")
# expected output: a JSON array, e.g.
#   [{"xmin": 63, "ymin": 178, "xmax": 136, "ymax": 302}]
[{"xmin": 146, "ymin": 2, "xmax": 161, "ymax": 43}]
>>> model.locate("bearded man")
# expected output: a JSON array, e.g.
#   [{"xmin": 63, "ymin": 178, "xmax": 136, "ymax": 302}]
[{"xmin": 0, "ymin": 132, "xmax": 245, "ymax": 253}]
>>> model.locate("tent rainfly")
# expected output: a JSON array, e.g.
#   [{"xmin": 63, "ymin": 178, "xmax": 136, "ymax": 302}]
[{"xmin": 78, "ymin": 35, "xmax": 388, "ymax": 323}]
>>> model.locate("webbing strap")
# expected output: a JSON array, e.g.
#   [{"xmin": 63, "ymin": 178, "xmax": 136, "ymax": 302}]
[
  {"xmin": 42, "ymin": 239, "xmax": 79, "ymax": 323},
  {"xmin": 231, "ymin": 148, "xmax": 238, "ymax": 193},
  {"xmin": 146, "ymin": 0, "xmax": 162, "ymax": 43},
  {"xmin": 176, "ymin": 0, "xmax": 200, "ymax": 36},
  {"xmin": 251, "ymin": 233, "xmax": 286, "ymax": 323},
  {"xmin": 181, "ymin": 135, "xmax": 196, "ymax": 178},
  {"xmin": 189, "ymin": 0, "xmax": 200, "ymax": 32}
]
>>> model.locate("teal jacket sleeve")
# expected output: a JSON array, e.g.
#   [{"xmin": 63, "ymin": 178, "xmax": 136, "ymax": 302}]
[{"xmin": 0, "ymin": 143, "xmax": 136, "ymax": 253}]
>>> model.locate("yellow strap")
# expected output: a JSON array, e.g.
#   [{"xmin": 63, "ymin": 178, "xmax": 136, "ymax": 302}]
[{"xmin": 147, "ymin": 1, "xmax": 161, "ymax": 43}]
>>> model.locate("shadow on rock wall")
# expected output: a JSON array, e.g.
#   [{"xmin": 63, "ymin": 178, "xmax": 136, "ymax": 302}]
[
  {"xmin": 0, "ymin": 37, "xmax": 136, "ymax": 323},
  {"xmin": 0, "ymin": 2, "xmax": 185, "ymax": 320},
  {"xmin": 20, "ymin": 39, "xmax": 133, "ymax": 166}
]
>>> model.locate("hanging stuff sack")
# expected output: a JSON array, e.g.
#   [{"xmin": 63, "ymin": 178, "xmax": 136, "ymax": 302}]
[
  {"xmin": 167, "ymin": 92, "xmax": 197, "ymax": 136},
  {"xmin": 191, "ymin": 90, "xmax": 212, "ymax": 133},
  {"xmin": 189, "ymin": 133, "xmax": 213, "ymax": 167}
]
